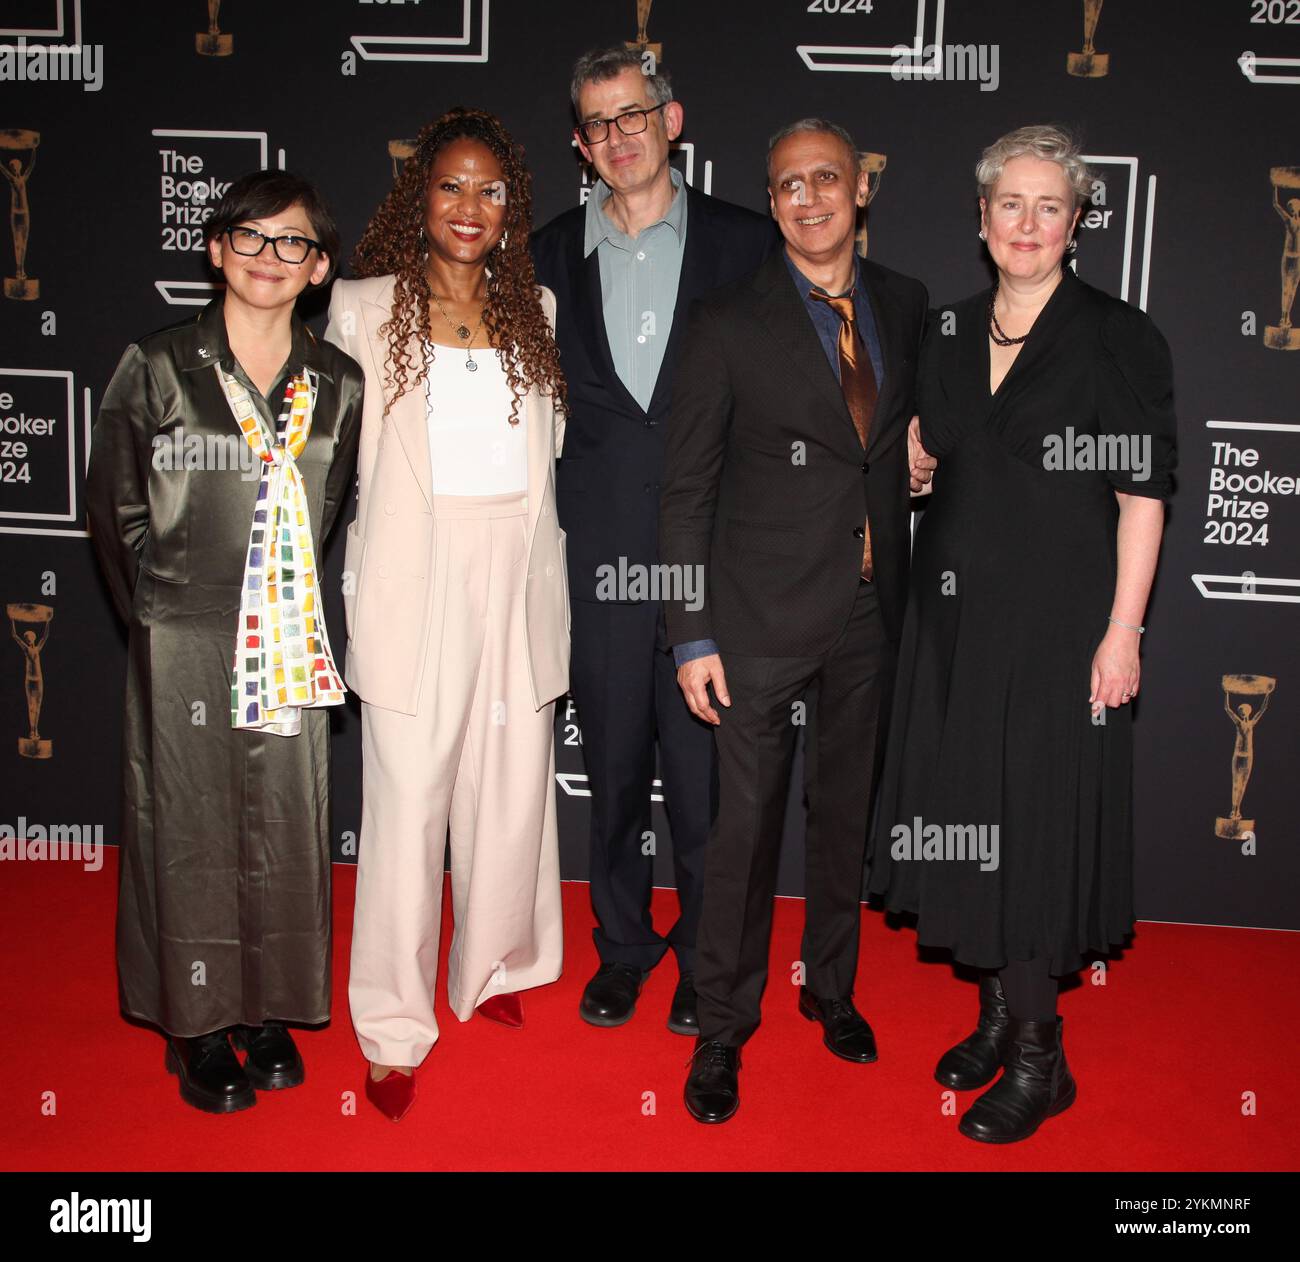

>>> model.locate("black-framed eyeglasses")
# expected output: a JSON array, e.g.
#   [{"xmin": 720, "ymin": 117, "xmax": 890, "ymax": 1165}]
[
  {"xmin": 575, "ymin": 102, "xmax": 667, "ymax": 146},
  {"xmin": 223, "ymin": 225, "xmax": 321, "ymax": 265}
]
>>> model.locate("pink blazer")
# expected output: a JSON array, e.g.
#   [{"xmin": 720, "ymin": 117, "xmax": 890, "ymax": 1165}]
[{"xmin": 325, "ymin": 274, "xmax": 570, "ymax": 714}]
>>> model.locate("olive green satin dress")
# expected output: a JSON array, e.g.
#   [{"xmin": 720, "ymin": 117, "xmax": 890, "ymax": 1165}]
[{"xmin": 87, "ymin": 297, "xmax": 363, "ymax": 1038}]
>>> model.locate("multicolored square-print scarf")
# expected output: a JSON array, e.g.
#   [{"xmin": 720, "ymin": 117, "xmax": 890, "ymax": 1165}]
[{"xmin": 217, "ymin": 365, "xmax": 345, "ymax": 737}]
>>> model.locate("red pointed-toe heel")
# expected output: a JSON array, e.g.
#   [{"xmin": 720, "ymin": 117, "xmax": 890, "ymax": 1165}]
[
  {"xmin": 478, "ymin": 993, "xmax": 524, "ymax": 1028},
  {"xmin": 364, "ymin": 1063, "xmax": 416, "ymax": 1122}
]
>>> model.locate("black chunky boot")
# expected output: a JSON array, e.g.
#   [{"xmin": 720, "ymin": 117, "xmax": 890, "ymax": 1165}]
[
  {"xmin": 934, "ymin": 972, "xmax": 1012, "ymax": 1090},
  {"xmin": 230, "ymin": 1020, "xmax": 304, "ymax": 1090},
  {"xmin": 957, "ymin": 1015, "xmax": 1076, "ymax": 1143},
  {"xmin": 165, "ymin": 1029, "xmax": 256, "ymax": 1114}
]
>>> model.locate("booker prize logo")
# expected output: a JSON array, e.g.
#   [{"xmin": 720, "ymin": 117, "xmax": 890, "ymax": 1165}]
[
  {"xmin": 9, "ymin": 602, "xmax": 52, "ymax": 759},
  {"xmin": 1215, "ymin": 674, "xmax": 1275, "ymax": 844},
  {"xmin": 196, "ymin": 0, "xmax": 232, "ymax": 57},
  {"xmin": 151, "ymin": 128, "xmax": 285, "ymax": 305},
  {"xmin": 1, "ymin": 128, "xmax": 38, "ymax": 300},
  {"xmin": 1265, "ymin": 166, "xmax": 1300, "ymax": 350},
  {"xmin": 1067, "ymin": 0, "xmax": 1109, "ymax": 78},
  {"xmin": 347, "ymin": 0, "xmax": 490, "ymax": 67}
]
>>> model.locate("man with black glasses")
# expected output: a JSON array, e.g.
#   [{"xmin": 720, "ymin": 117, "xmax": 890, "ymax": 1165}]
[{"xmin": 531, "ymin": 48, "xmax": 776, "ymax": 1034}]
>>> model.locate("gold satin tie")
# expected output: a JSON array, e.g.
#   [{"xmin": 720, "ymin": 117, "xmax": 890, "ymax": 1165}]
[{"xmin": 810, "ymin": 288, "xmax": 877, "ymax": 581}]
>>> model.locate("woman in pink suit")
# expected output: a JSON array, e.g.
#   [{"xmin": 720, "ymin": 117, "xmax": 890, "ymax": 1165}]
[{"xmin": 326, "ymin": 108, "xmax": 570, "ymax": 1121}]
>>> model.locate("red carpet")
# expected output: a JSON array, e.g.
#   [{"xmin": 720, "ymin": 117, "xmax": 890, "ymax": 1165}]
[{"xmin": 2, "ymin": 849, "xmax": 1295, "ymax": 1171}]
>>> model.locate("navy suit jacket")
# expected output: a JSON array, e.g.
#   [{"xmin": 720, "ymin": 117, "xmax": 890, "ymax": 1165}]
[{"xmin": 531, "ymin": 183, "xmax": 777, "ymax": 603}]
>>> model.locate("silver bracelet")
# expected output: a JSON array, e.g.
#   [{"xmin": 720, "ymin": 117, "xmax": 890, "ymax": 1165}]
[{"xmin": 1108, "ymin": 616, "xmax": 1145, "ymax": 634}]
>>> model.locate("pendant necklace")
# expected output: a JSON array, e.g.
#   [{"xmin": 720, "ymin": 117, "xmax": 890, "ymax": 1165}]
[{"xmin": 431, "ymin": 290, "xmax": 486, "ymax": 371}]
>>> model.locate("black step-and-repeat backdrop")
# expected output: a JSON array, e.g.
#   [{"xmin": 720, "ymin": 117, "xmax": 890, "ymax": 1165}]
[{"xmin": 2, "ymin": 1, "xmax": 1294, "ymax": 931}]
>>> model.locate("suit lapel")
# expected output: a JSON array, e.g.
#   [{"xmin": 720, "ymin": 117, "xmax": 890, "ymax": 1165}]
[
  {"xmin": 577, "ymin": 243, "xmax": 645, "ymax": 419},
  {"xmin": 362, "ymin": 278, "xmax": 432, "ymax": 511},
  {"xmin": 524, "ymin": 381, "xmax": 547, "ymax": 540},
  {"xmin": 647, "ymin": 185, "xmax": 710, "ymax": 418},
  {"xmin": 753, "ymin": 249, "xmax": 859, "ymax": 448},
  {"xmin": 858, "ymin": 262, "xmax": 903, "ymax": 458}
]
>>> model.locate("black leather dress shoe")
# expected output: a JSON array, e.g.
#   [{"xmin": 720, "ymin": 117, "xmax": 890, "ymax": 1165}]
[
  {"xmin": 958, "ymin": 1015, "xmax": 1076, "ymax": 1144},
  {"xmin": 165, "ymin": 1030, "xmax": 256, "ymax": 1114},
  {"xmin": 684, "ymin": 1037, "xmax": 741, "ymax": 1123},
  {"xmin": 667, "ymin": 971, "xmax": 698, "ymax": 1035},
  {"xmin": 798, "ymin": 987, "xmax": 878, "ymax": 1062},
  {"xmin": 579, "ymin": 962, "xmax": 648, "ymax": 1027},
  {"xmin": 935, "ymin": 972, "xmax": 1012, "ymax": 1090},
  {"xmin": 230, "ymin": 1020, "xmax": 305, "ymax": 1090}
]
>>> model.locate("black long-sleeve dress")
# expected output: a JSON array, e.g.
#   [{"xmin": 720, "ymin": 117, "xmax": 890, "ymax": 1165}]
[
  {"xmin": 86, "ymin": 298, "xmax": 363, "ymax": 1037},
  {"xmin": 865, "ymin": 269, "xmax": 1176, "ymax": 975}
]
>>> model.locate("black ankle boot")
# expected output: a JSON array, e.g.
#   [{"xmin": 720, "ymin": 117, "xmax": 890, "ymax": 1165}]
[
  {"xmin": 935, "ymin": 972, "xmax": 1012, "ymax": 1090},
  {"xmin": 230, "ymin": 1020, "xmax": 304, "ymax": 1090},
  {"xmin": 165, "ymin": 1029, "xmax": 256, "ymax": 1114},
  {"xmin": 958, "ymin": 1014, "xmax": 1076, "ymax": 1143}
]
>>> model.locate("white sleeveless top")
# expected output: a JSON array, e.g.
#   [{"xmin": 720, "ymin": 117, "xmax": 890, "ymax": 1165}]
[{"xmin": 424, "ymin": 344, "xmax": 527, "ymax": 494}]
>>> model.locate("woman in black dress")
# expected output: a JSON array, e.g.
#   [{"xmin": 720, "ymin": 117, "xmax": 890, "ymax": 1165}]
[{"xmin": 867, "ymin": 126, "xmax": 1176, "ymax": 1143}]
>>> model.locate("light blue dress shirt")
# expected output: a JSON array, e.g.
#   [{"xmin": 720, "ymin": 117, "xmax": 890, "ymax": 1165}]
[{"xmin": 584, "ymin": 165, "xmax": 688, "ymax": 412}]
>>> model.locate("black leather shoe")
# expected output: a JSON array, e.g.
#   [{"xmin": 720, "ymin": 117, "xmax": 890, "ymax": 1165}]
[
  {"xmin": 230, "ymin": 1020, "xmax": 305, "ymax": 1090},
  {"xmin": 798, "ymin": 987, "xmax": 878, "ymax": 1062},
  {"xmin": 958, "ymin": 1015, "xmax": 1076, "ymax": 1144},
  {"xmin": 684, "ymin": 1037, "xmax": 741, "ymax": 1123},
  {"xmin": 164, "ymin": 1030, "xmax": 256, "ymax": 1114},
  {"xmin": 667, "ymin": 971, "xmax": 698, "ymax": 1035},
  {"xmin": 935, "ymin": 972, "xmax": 1012, "ymax": 1090},
  {"xmin": 579, "ymin": 962, "xmax": 648, "ymax": 1027}
]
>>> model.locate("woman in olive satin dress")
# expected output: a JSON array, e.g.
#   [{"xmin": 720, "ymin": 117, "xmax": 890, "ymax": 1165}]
[{"xmin": 87, "ymin": 170, "xmax": 363, "ymax": 1114}]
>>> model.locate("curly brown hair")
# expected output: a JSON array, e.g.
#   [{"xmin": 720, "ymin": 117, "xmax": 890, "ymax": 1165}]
[{"xmin": 351, "ymin": 107, "xmax": 566, "ymax": 423}]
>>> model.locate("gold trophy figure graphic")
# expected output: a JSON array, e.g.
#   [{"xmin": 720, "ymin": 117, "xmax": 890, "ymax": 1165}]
[
  {"xmin": 626, "ymin": 0, "xmax": 662, "ymax": 64},
  {"xmin": 197, "ymin": 0, "xmax": 233, "ymax": 57},
  {"xmin": 855, "ymin": 152, "xmax": 887, "ymax": 258},
  {"xmin": 9, "ymin": 603, "xmax": 53, "ymax": 759},
  {"xmin": 388, "ymin": 139, "xmax": 416, "ymax": 182},
  {"xmin": 1, "ymin": 129, "xmax": 39, "ymax": 301},
  {"xmin": 1265, "ymin": 167, "xmax": 1300, "ymax": 350},
  {"xmin": 1067, "ymin": 0, "xmax": 1109, "ymax": 78},
  {"xmin": 1215, "ymin": 674, "xmax": 1275, "ymax": 840}
]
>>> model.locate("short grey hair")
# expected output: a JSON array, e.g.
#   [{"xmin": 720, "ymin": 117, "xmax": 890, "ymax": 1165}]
[
  {"xmin": 766, "ymin": 118, "xmax": 859, "ymax": 181},
  {"xmin": 976, "ymin": 124, "xmax": 1092, "ymax": 208},
  {"xmin": 570, "ymin": 46, "xmax": 673, "ymax": 114}
]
